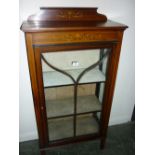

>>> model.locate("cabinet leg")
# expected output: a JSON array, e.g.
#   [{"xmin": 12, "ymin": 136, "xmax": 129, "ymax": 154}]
[{"xmin": 100, "ymin": 138, "xmax": 105, "ymax": 150}]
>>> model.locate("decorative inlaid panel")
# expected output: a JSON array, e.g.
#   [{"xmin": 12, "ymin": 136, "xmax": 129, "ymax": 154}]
[
  {"xmin": 27, "ymin": 7, "xmax": 107, "ymax": 22},
  {"xmin": 58, "ymin": 10, "xmax": 83, "ymax": 19},
  {"xmin": 33, "ymin": 31, "xmax": 118, "ymax": 45}
]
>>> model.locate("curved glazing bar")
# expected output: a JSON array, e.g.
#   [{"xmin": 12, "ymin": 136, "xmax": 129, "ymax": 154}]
[
  {"xmin": 41, "ymin": 54, "xmax": 76, "ymax": 83},
  {"xmin": 77, "ymin": 50, "xmax": 110, "ymax": 83},
  {"xmin": 41, "ymin": 50, "xmax": 110, "ymax": 85}
]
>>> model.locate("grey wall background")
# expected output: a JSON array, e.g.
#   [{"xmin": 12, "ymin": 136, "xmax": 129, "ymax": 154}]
[{"xmin": 19, "ymin": 0, "xmax": 135, "ymax": 142}]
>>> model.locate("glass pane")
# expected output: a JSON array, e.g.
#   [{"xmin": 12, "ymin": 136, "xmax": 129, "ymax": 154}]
[
  {"xmin": 45, "ymin": 86, "xmax": 74, "ymax": 118},
  {"xmin": 76, "ymin": 84, "xmax": 101, "ymax": 114},
  {"xmin": 76, "ymin": 114, "xmax": 99, "ymax": 136},
  {"xmin": 48, "ymin": 117, "xmax": 74, "ymax": 141},
  {"xmin": 98, "ymin": 48, "xmax": 111, "ymax": 102}
]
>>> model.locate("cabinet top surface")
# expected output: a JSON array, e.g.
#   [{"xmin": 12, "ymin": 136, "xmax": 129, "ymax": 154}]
[{"xmin": 21, "ymin": 7, "xmax": 128, "ymax": 32}]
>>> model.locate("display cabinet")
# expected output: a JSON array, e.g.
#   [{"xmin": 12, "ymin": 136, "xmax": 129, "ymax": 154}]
[{"xmin": 21, "ymin": 7, "xmax": 127, "ymax": 154}]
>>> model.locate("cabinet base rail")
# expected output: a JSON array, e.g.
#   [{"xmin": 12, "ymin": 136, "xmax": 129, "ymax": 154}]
[{"xmin": 40, "ymin": 133, "xmax": 101, "ymax": 150}]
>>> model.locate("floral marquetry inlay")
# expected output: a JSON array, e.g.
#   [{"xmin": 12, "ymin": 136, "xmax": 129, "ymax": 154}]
[
  {"xmin": 27, "ymin": 7, "xmax": 107, "ymax": 22},
  {"xmin": 33, "ymin": 31, "xmax": 118, "ymax": 45},
  {"xmin": 58, "ymin": 10, "xmax": 83, "ymax": 19}
]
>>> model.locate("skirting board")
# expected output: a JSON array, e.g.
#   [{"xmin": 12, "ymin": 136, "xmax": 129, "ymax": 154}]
[
  {"xmin": 109, "ymin": 115, "xmax": 131, "ymax": 126},
  {"xmin": 19, "ymin": 131, "xmax": 38, "ymax": 142}
]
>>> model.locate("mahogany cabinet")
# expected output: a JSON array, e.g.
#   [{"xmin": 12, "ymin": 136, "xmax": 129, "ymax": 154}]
[{"xmin": 21, "ymin": 7, "xmax": 127, "ymax": 153}]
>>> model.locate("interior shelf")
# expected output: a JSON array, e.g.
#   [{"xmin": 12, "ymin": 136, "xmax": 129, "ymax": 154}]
[
  {"xmin": 43, "ymin": 68, "xmax": 105, "ymax": 87},
  {"xmin": 48, "ymin": 114, "xmax": 99, "ymax": 141},
  {"xmin": 46, "ymin": 95, "xmax": 101, "ymax": 118}
]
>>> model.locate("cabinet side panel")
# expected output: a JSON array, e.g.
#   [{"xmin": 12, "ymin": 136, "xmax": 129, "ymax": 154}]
[
  {"xmin": 33, "ymin": 48, "xmax": 49, "ymax": 146},
  {"xmin": 25, "ymin": 33, "xmax": 46, "ymax": 148},
  {"xmin": 100, "ymin": 31, "xmax": 124, "ymax": 148}
]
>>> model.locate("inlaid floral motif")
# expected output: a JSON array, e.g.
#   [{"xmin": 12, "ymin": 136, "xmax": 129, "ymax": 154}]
[
  {"xmin": 33, "ymin": 31, "xmax": 117, "ymax": 44},
  {"xmin": 58, "ymin": 10, "xmax": 83, "ymax": 19}
]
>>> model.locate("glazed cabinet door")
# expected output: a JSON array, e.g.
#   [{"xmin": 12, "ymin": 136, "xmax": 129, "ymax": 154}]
[{"xmin": 33, "ymin": 44, "xmax": 113, "ymax": 147}]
